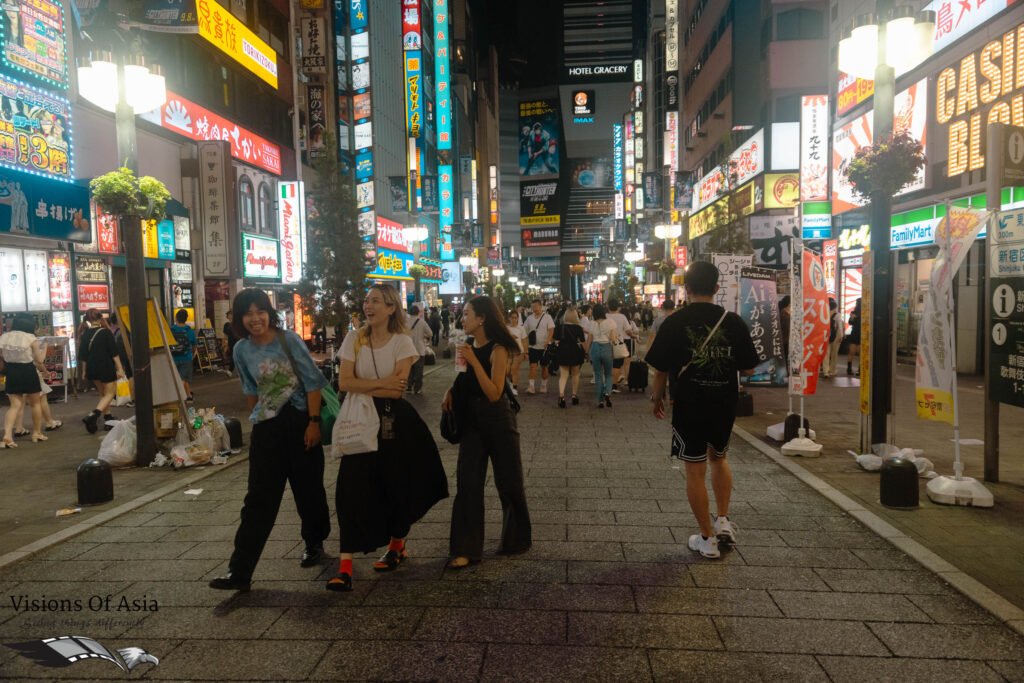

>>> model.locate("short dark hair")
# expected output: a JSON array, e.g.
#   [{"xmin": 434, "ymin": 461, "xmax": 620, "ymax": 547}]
[
  {"xmin": 661, "ymin": 300, "xmax": 675, "ymax": 310},
  {"xmin": 231, "ymin": 288, "xmax": 280, "ymax": 339},
  {"xmin": 607, "ymin": 299, "xmax": 620, "ymax": 311},
  {"xmin": 579, "ymin": 304, "xmax": 591, "ymax": 316},
  {"xmin": 410, "ymin": 304, "xmax": 420, "ymax": 315},
  {"xmin": 11, "ymin": 313, "xmax": 35, "ymax": 334},
  {"xmin": 592, "ymin": 303, "xmax": 608, "ymax": 320},
  {"xmin": 684, "ymin": 261, "xmax": 719, "ymax": 296},
  {"xmin": 175, "ymin": 309, "xmax": 189, "ymax": 323},
  {"xmin": 531, "ymin": 298, "xmax": 542, "ymax": 305}
]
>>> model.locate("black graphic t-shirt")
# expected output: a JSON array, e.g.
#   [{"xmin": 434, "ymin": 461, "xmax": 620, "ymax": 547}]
[{"xmin": 645, "ymin": 302, "xmax": 758, "ymax": 401}]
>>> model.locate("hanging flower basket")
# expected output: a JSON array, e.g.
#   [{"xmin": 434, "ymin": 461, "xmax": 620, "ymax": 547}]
[
  {"xmin": 844, "ymin": 131, "xmax": 926, "ymax": 201},
  {"xmin": 90, "ymin": 167, "xmax": 172, "ymax": 220}
]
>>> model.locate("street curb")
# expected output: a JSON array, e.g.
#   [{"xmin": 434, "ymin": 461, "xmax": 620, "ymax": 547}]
[
  {"xmin": 0, "ymin": 362, "xmax": 454, "ymax": 573},
  {"xmin": 732, "ymin": 425, "xmax": 1024, "ymax": 638},
  {"xmin": 0, "ymin": 451, "xmax": 251, "ymax": 572}
]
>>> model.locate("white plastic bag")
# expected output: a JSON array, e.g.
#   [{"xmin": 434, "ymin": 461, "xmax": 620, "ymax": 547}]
[
  {"xmin": 332, "ymin": 392, "xmax": 380, "ymax": 457},
  {"xmin": 98, "ymin": 417, "xmax": 137, "ymax": 467},
  {"xmin": 170, "ymin": 441, "xmax": 213, "ymax": 469},
  {"xmin": 855, "ymin": 453, "xmax": 883, "ymax": 471}
]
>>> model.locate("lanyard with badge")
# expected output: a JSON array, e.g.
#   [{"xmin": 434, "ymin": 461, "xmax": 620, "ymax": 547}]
[{"xmin": 369, "ymin": 344, "xmax": 396, "ymax": 440}]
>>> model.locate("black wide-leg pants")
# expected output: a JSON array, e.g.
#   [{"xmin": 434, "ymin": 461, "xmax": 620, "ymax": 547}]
[{"xmin": 228, "ymin": 404, "xmax": 330, "ymax": 579}]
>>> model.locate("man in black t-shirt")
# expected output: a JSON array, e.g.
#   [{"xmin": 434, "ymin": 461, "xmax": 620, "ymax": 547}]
[{"xmin": 646, "ymin": 261, "xmax": 757, "ymax": 559}]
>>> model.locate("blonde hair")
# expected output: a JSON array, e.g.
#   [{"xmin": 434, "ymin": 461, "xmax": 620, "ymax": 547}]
[
  {"xmin": 563, "ymin": 309, "xmax": 580, "ymax": 325},
  {"xmin": 356, "ymin": 284, "xmax": 407, "ymax": 350}
]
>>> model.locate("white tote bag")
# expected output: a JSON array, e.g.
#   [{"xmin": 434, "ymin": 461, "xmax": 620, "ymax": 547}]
[{"xmin": 331, "ymin": 392, "xmax": 380, "ymax": 457}]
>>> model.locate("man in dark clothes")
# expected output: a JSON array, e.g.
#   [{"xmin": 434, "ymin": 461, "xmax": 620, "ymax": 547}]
[{"xmin": 646, "ymin": 261, "xmax": 757, "ymax": 560}]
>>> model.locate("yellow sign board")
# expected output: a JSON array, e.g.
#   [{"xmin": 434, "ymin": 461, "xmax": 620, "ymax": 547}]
[
  {"xmin": 196, "ymin": 0, "xmax": 278, "ymax": 89},
  {"xmin": 142, "ymin": 219, "xmax": 159, "ymax": 259},
  {"xmin": 117, "ymin": 299, "xmax": 176, "ymax": 351}
]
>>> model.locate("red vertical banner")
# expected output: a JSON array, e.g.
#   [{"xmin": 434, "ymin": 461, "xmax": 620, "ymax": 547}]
[{"xmin": 800, "ymin": 248, "xmax": 830, "ymax": 395}]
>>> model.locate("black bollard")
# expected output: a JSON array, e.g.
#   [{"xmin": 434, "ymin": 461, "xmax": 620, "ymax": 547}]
[
  {"xmin": 77, "ymin": 459, "xmax": 114, "ymax": 505},
  {"xmin": 880, "ymin": 457, "xmax": 919, "ymax": 508}
]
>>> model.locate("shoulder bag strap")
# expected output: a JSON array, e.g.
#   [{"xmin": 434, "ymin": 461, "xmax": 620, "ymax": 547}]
[
  {"xmin": 676, "ymin": 310, "xmax": 730, "ymax": 380},
  {"xmin": 277, "ymin": 330, "xmax": 304, "ymax": 384}
]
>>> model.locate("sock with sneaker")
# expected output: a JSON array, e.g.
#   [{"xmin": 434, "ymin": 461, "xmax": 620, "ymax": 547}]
[
  {"xmin": 540, "ymin": 379, "xmax": 548, "ymax": 393},
  {"xmin": 528, "ymin": 379, "xmax": 535, "ymax": 392}
]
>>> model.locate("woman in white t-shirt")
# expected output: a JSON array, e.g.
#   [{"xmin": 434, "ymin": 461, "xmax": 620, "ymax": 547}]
[
  {"xmin": 506, "ymin": 309, "xmax": 528, "ymax": 393},
  {"xmin": 327, "ymin": 284, "xmax": 448, "ymax": 593},
  {"xmin": 585, "ymin": 303, "xmax": 620, "ymax": 409}
]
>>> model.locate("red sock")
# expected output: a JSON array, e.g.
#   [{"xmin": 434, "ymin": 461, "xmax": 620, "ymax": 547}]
[
  {"xmin": 388, "ymin": 538, "xmax": 405, "ymax": 553},
  {"xmin": 339, "ymin": 558, "xmax": 352, "ymax": 575}
]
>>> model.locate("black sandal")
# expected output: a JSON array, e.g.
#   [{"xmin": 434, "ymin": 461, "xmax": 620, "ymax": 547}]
[
  {"xmin": 12, "ymin": 429, "xmax": 30, "ymax": 438},
  {"xmin": 373, "ymin": 548, "xmax": 408, "ymax": 572},
  {"xmin": 325, "ymin": 572, "xmax": 353, "ymax": 592}
]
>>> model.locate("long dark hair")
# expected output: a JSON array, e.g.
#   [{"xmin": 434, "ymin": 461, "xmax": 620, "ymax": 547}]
[
  {"xmin": 466, "ymin": 296, "xmax": 519, "ymax": 353},
  {"xmin": 231, "ymin": 288, "xmax": 281, "ymax": 339}
]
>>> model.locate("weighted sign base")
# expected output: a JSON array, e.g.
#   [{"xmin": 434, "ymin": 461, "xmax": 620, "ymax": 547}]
[
  {"xmin": 926, "ymin": 475, "xmax": 994, "ymax": 508},
  {"xmin": 781, "ymin": 436, "xmax": 823, "ymax": 458},
  {"xmin": 767, "ymin": 422, "xmax": 816, "ymax": 442}
]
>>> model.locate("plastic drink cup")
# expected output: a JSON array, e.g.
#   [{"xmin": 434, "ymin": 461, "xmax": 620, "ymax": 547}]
[{"xmin": 454, "ymin": 332, "xmax": 467, "ymax": 372}]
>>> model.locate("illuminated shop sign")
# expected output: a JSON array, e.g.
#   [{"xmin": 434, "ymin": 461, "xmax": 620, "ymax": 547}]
[
  {"xmin": 935, "ymin": 18, "xmax": 1024, "ymax": 178},
  {"xmin": 278, "ymin": 181, "xmax": 306, "ymax": 285},
  {"xmin": 141, "ymin": 91, "xmax": 281, "ymax": 175},
  {"xmin": 800, "ymin": 95, "xmax": 829, "ymax": 202},
  {"xmin": 404, "ymin": 51, "xmax": 423, "ymax": 138},
  {"xmin": 402, "ymin": 0, "xmax": 421, "ymax": 50},
  {"xmin": 572, "ymin": 90, "xmax": 594, "ymax": 124},
  {"xmin": 377, "ymin": 215, "xmax": 413, "ymax": 252},
  {"xmin": 369, "ymin": 247, "xmax": 414, "ymax": 280},
  {"xmin": 562, "ymin": 63, "xmax": 629, "ymax": 82},
  {"xmin": 0, "ymin": 73, "xmax": 72, "ymax": 180},
  {"xmin": 612, "ymin": 123, "xmax": 624, "ymax": 191},
  {"xmin": 0, "ymin": 0, "xmax": 68, "ymax": 89},
  {"xmin": 241, "ymin": 233, "xmax": 281, "ymax": 280},
  {"xmin": 196, "ymin": 0, "xmax": 278, "ymax": 88},
  {"xmin": 434, "ymin": 0, "xmax": 452, "ymax": 149},
  {"xmin": 416, "ymin": 256, "xmax": 443, "ymax": 283},
  {"xmin": 925, "ymin": 0, "xmax": 1013, "ymax": 54},
  {"xmin": 0, "ymin": 168, "xmax": 88, "ymax": 241}
]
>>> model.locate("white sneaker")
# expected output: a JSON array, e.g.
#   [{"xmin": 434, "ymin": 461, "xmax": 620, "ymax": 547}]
[
  {"xmin": 510, "ymin": 386, "xmax": 519, "ymax": 396},
  {"xmin": 688, "ymin": 534, "xmax": 720, "ymax": 558},
  {"xmin": 713, "ymin": 516, "xmax": 737, "ymax": 545},
  {"xmin": 589, "ymin": 378, "xmax": 596, "ymax": 384}
]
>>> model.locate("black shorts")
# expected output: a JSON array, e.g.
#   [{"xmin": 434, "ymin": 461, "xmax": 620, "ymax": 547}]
[
  {"xmin": 528, "ymin": 347, "xmax": 545, "ymax": 364},
  {"xmin": 671, "ymin": 400, "xmax": 736, "ymax": 463}
]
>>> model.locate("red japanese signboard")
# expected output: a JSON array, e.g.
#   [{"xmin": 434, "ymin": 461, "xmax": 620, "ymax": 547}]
[
  {"xmin": 674, "ymin": 245, "xmax": 688, "ymax": 269},
  {"xmin": 77, "ymin": 284, "xmax": 109, "ymax": 310},
  {"xmin": 141, "ymin": 91, "xmax": 282, "ymax": 175},
  {"xmin": 376, "ymin": 216, "xmax": 413, "ymax": 252},
  {"xmin": 95, "ymin": 211, "xmax": 120, "ymax": 255}
]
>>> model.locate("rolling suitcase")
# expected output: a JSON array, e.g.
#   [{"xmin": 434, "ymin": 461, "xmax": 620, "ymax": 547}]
[{"xmin": 627, "ymin": 359, "xmax": 649, "ymax": 392}]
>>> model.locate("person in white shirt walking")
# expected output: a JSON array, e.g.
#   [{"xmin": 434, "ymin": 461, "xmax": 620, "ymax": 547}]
[
  {"xmin": 606, "ymin": 300, "xmax": 636, "ymax": 389},
  {"xmin": 406, "ymin": 305, "xmax": 433, "ymax": 394},
  {"xmin": 523, "ymin": 299, "xmax": 554, "ymax": 394},
  {"xmin": 506, "ymin": 310, "xmax": 528, "ymax": 393}
]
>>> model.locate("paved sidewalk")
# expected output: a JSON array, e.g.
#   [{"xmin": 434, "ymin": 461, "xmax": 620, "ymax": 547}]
[
  {"xmin": 0, "ymin": 371, "xmax": 253, "ymax": 556},
  {"xmin": 738, "ymin": 363, "xmax": 1024, "ymax": 612},
  {"xmin": 0, "ymin": 359, "xmax": 1022, "ymax": 681}
]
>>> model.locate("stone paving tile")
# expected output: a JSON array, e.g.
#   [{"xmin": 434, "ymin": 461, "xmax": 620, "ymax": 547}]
[
  {"xmin": 362, "ymin": 579, "xmax": 503, "ymax": 609},
  {"xmin": 498, "ymin": 582, "xmax": 635, "ymax": 612},
  {"xmin": 567, "ymin": 561, "xmax": 694, "ymax": 587},
  {"xmin": 176, "ymin": 539, "xmax": 298, "ymax": 561},
  {"xmin": 816, "ymin": 655, "xmax": 1007, "ymax": 683},
  {"xmin": 31, "ymin": 541, "xmax": 101, "ymax": 560},
  {"xmin": 721, "ymin": 513, "xmax": 823, "ymax": 530},
  {"xmin": 480, "ymin": 644, "xmax": 652, "ymax": 682},
  {"xmin": 0, "ymin": 606, "xmax": 148, "ymax": 640},
  {"xmin": 440, "ymin": 559, "xmax": 568, "ymax": 584},
  {"xmin": 635, "ymin": 586, "xmax": 782, "ymax": 617},
  {"xmin": 906, "ymin": 593, "xmax": 999, "ymax": 624},
  {"xmin": 735, "ymin": 546, "xmax": 869, "ymax": 569},
  {"xmin": 747, "ymin": 501, "xmax": 842, "ymax": 516},
  {"xmin": 569, "ymin": 612, "xmax": 722, "ymax": 649},
  {"xmin": 310, "ymin": 641, "xmax": 485, "ymax": 681},
  {"xmin": 139, "ymin": 499, "xmax": 228, "ymax": 514},
  {"xmin": 531, "ymin": 510, "xmax": 616, "ymax": 525},
  {"xmin": 527, "ymin": 540, "xmax": 624, "ymax": 561},
  {"xmin": 648, "ymin": 651, "xmax": 829, "ymax": 682},
  {"xmin": 142, "ymin": 511, "xmax": 243, "ymax": 527},
  {"xmin": 776, "ymin": 529, "xmax": 889, "ymax": 549},
  {"xmin": 814, "ymin": 568, "xmax": 951, "ymax": 594},
  {"xmin": 97, "ymin": 558, "xmax": 223, "ymax": 582},
  {"xmin": 266, "ymin": 606, "xmax": 422, "ymax": 640},
  {"xmin": 714, "ymin": 616, "xmax": 889, "ymax": 656},
  {"xmin": 0, "ymin": 639, "xmax": 175, "ymax": 680},
  {"xmin": 0, "ymin": 559, "xmax": 111, "ymax": 582},
  {"xmin": 413, "ymin": 607, "xmax": 566, "ymax": 644},
  {"xmin": 115, "ymin": 579, "xmax": 272, "ymax": 608},
  {"xmin": 130, "ymin": 605, "xmax": 285, "ymax": 639},
  {"xmin": 567, "ymin": 497, "xmax": 661, "ymax": 512},
  {"xmin": 73, "ymin": 540, "xmax": 201, "ymax": 562},
  {"xmin": 568, "ymin": 524, "xmax": 675, "ymax": 544},
  {"xmin": 612, "ymin": 511, "xmax": 692, "ymax": 526},
  {"xmin": 624, "ymin": 542, "xmax": 745, "ymax": 565},
  {"xmin": 74, "ymin": 524, "xmax": 178, "ymax": 544},
  {"xmin": 156, "ymin": 524, "xmax": 240, "ymax": 542},
  {"xmin": 103, "ymin": 511, "xmax": 163, "ymax": 526},
  {"xmin": 868, "ymin": 623, "xmax": 1024, "ymax": 660},
  {"xmin": 147, "ymin": 639, "xmax": 328, "ymax": 680},
  {"xmin": 769, "ymin": 590, "xmax": 931, "ymax": 622},
  {"xmin": 849, "ymin": 548, "xmax": 922, "ymax": 570},
  {"xmin": 988, "ymin": 660, "xmax": 1024, "ymax": 681},
  {"xmin": 689, "ymin": 565, "xmax": 831, "ymax": 591}
]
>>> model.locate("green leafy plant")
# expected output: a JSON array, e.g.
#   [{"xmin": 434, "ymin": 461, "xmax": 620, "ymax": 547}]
[
  {"xmin": 89, "ymin": 167, "xmax": 170, "ymax": 219},
  {"xmin": 408, "ymin": 264, "xmax": 428, "ymax": 278},
  {"xmin": 844, "ymin": 130, "xmax": 926, "ymax": 200}
]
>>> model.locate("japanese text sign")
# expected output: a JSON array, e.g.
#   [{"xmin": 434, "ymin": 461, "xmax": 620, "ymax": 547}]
[{"xmin": 197, "ymin": 0, "xmax": 278, "ymax": 88}]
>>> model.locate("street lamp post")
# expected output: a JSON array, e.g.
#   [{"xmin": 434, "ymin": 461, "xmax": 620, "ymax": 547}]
[
  {"xmin": 78, "ymin": 51, "xmax": 167, "ymax": 466},
  {"xmin": 655, "ymin": 223, "xmax": 681, "ymax": 299},
  {"xmin": 837, "ymin": 6, "xmax": 934, "ymax": 446}
]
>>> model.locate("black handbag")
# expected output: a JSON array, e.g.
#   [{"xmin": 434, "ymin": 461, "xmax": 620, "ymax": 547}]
[{"xmin": 440, "ymin": 379, "xmax": 464, "ymax": 444}]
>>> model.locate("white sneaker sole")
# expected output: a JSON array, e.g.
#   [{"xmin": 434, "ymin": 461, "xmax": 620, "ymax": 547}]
[{"xmin": 687, "ymin": 535, "xmax": 721, "ymax": 559}]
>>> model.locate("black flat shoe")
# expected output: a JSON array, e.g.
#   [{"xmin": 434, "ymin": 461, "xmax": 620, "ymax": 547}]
[
  {"xmin": 83, "ymin": 412, "xmax": 99, "ymax": 434},
  {"xmin": 571, "ymin": 395, "xmax": 579, "ymax": 405},
  {"xmin": 208, "ymin": 573, "xmax": 251, "ymax": 591},
  {"xmin": 373, "ymin": 547, "xmax": 408, "ymax": 572},
  {"xmin": 300, "ymin": 544, "xmax": 324, "ymax": 568},
  {"xmin": 558, "ymin": 397, "xmax": 566, "ymax": 408},
  {"xmin": 605, "ymin": 396, "xmax": 612, "ymax": 408},
  {"xmin": 325, "ymin": 572, "xmax": 353, "ymax": 592}
]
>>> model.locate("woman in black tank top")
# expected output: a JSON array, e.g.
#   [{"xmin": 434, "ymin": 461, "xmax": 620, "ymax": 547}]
[{"xmin": 442, "ymin": 296, "xmax": 532, "ymax": 568}]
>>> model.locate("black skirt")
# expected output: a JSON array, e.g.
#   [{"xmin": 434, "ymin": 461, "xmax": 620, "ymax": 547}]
[
  {"xmin": 4, "ymin": 362, "xmax": 41, "ymax": 394},
  {"xmin": 336, "ymin": 396, "xmax": 449, "ymax": 554}
]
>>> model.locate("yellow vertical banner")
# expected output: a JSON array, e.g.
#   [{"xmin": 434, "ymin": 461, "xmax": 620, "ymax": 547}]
[
  {"xmin": 117, "ymin": 299, "xmax": 176, "ymax": 350},
  {"xmin": 142, "ymin": 219, "xmax": 159, "ymax": 259},
  {"xmin": 859, "ymin": 251, "xmax": 872, "ymax": 415}
]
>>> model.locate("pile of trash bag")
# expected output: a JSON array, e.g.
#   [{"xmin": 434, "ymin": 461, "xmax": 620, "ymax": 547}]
[
  {"xmin": 149, "ymin": 408, "xmax": 234, "ymax": 469},
  {"xmin": 851, "ymin": 444, "xmax": 937, "ymax": 478}
]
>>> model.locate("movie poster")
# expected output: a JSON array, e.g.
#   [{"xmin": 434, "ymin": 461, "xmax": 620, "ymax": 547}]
[{"xmin": 518, "ymin": 99, "xmax": 561, "ymax": 176}]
